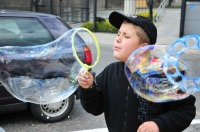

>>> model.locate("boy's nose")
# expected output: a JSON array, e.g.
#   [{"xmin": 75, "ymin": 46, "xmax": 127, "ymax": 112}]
[{"xmin": 115, "ymin": 36, "xmax": 122, "ymax": 43}]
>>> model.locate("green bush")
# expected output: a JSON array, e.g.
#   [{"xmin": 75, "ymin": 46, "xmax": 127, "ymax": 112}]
[
  {"xmin": 136, "ymin": 10, "xmax": 157, "ymax": 21},
  {"xmin": 97, "ymin": 20, "xmax": 118, "ymax": 33},
  {"xmin": 82, "ymin": 11, "xmax": 157, "ymax": 33},
  {"xmin": 82, "ymin": 21, "xmax": 94, "ymax": 30},
  {"xmin": 82, "ymin": 20, "xmax": 118, "ymax": 33}
]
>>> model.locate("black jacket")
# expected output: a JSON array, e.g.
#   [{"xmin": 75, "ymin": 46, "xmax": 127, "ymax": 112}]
[{"xmin": 79, "ymin": 62, "xmax": 196, "ymax": 132}]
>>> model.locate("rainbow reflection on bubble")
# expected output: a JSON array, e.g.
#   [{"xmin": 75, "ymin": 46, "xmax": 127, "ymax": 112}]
[{"xmin": 125, "ymin": 45, "xmax": 190, "ymax": 102}]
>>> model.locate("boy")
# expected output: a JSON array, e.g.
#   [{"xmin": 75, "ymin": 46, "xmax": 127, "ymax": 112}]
[{"xmin": 78, "ymin": 11, "xmax": 196, "ymax": 132}]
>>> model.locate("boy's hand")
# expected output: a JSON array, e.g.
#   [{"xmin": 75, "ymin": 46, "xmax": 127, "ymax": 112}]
[
  {"xmin": 78, "ymin": 69, "xmax": 94, "ymax": 89},
  {"xmin": 137, "ymin": 121, "xmax": 159, "ymax": 132}
]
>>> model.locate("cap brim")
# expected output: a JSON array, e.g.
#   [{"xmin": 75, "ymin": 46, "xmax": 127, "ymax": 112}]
[{"xmin": 109, "ymin": 11, "xmax": 139, "ymax": 29}]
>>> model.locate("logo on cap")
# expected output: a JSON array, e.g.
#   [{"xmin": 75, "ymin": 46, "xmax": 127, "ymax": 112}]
[{"xmin": 130, "ymin": 16, "xmax": 137, "ymax": 19}]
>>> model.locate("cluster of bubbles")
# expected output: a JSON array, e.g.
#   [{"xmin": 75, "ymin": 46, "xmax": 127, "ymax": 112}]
[
  {"xmin": 0, "ymin": 28, "xmax": 99, "ymax": 104},
  {"xmin": 125, "ymin": 34, "xmax": 200, "ymax": 102}
]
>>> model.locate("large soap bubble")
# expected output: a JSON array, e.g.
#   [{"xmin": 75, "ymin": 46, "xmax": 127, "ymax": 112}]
[
  {"xmin": 125, "ymin": 34, "xmax": 200, "ymax": 102},
  {"xmin": 125, "ymin": 45, "xmax": 190, "ymax": 102},
  {"xmin": 0, "ymin": 28, "xmax": 99, "ymax": 104}
]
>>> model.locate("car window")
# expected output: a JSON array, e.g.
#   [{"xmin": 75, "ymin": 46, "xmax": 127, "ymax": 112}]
[
  {"xmin": 0, "ymin": 17, "xmax": 54, "ymax": 46},
  {"xmin": 56, "ymin": 17, "xmax": 72, "ymax": 29}
]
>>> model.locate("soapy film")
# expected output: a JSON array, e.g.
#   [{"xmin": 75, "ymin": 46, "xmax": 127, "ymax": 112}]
[
  {"xmin": 125, "ymin": 45, "xmax": 190, "ymax": 102},
  {"xmin": 125, "ymin": 35, "xmax": 200, "ymax": 102},
  {"xmin": 0, "ymin": 28, "xmax": 97, "ymax": 104}
]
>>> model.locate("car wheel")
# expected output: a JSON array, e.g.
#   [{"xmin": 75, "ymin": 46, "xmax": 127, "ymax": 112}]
[{"xmin": 29, "ymin": 94, "xmax": 75, "ymax": 123}]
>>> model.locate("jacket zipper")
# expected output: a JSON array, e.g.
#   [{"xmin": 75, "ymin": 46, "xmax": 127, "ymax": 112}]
[{"xmin": 123, "ymin": 86, "xmax": 130, "ymax": 132}]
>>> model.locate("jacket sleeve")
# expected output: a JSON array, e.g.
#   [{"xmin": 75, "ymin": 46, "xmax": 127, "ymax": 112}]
[
  {"xmin": 79, "ymin": 84, "xmax": 104, "ymax": 116},
  {"xmin": 152, "ymin": 95, "xmax": 196, "ymax": 132},
  {"xmin": 79, "ymin": 66, "xmax": 108, "ymax": 116}
]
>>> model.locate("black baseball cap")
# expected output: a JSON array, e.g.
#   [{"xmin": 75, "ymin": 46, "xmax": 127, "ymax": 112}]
[{"xmin": 109, "ymin": 11, "xmax": 157, "ymax": 44}]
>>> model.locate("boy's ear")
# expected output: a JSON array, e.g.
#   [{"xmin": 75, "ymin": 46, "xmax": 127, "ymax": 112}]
[{"xmin": 141, "ymin": 43, "xmax": 148, "ymax": 47}]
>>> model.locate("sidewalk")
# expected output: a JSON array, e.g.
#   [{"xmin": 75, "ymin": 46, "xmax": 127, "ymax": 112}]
[
  {"xmin": 155, "ymin": 8, "xmax": 181, "ymax": 46},
  {"xmin": 70, "ymin": 8, "xmax": 182, "ymax": 46},
  {"xmin": 95, "ymin": 8, "xmax": 182, "ymax": 46}
]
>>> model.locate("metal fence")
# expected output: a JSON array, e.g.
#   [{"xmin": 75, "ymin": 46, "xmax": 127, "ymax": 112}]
[
  {"xmin": 0, "ymin": 0, "xmax": 167, "ymax": 24},
  {"xmin": 94, "ymin": 0, "xmax": 150, "ymax": 18},
  {"xmin": 153, "ymin": 0, "xmax": 169, "ymax": 22}
]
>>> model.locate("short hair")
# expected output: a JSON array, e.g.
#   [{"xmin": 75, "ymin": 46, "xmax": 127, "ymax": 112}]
[{"xmin": 123, "ymin": 20, "xmax": 150, "ymax": 44}]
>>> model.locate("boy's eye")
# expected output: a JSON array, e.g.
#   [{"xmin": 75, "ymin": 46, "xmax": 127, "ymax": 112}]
[{"xmin": 125, "ymin": 35, "xmax": 130, "ymax": 38}]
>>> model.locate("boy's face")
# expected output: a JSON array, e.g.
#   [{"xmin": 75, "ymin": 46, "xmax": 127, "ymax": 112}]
[{"xmin": 113, "ymin": 22, "xmax": 145, "ymax": 62}]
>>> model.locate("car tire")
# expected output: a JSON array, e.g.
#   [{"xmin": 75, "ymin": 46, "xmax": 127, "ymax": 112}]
[{"xmin": 29, "ymin": 94, "xmax": 75, "ymax": 123}]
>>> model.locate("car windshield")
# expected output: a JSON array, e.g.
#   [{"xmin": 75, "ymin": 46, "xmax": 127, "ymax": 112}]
[{"xmin": 0, "ymin": 17, "xmax": 54, "ymax": 46}]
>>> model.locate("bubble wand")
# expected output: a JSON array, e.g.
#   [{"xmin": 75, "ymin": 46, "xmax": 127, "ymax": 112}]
[{"xmin": 71, "ymin": 28, "xmax": 100, "ymax": 74}]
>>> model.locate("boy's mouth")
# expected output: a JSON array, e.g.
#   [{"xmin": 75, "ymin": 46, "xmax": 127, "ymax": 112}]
[{"xmin": 114, "ymin": 46, "xmax": 121, "ymax": 50}]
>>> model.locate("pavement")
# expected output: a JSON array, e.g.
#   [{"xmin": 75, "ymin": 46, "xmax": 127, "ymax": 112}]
[
  {"xmin": 70, "ymin": 8, "xmax": 182, "ymax": 46},
  {"xmin": 70, "ymin": 8, "xmax": 200, "ymax": 132}
]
